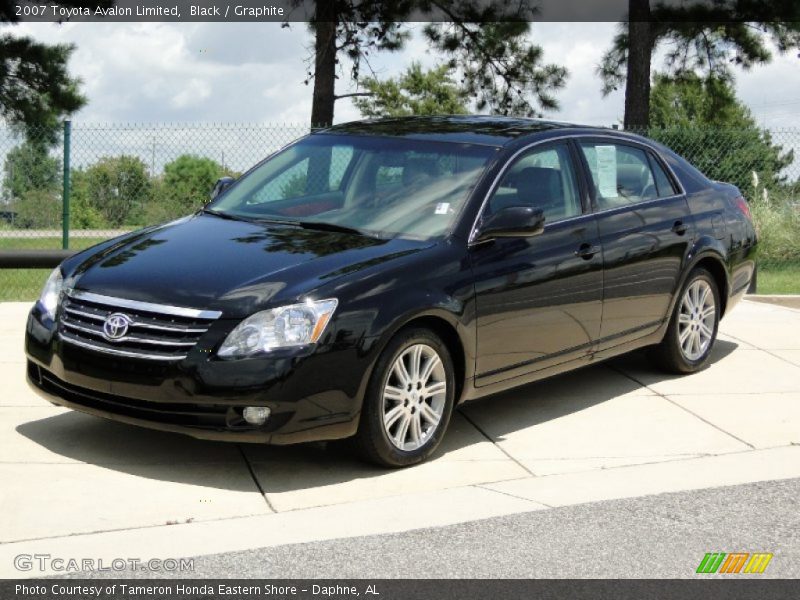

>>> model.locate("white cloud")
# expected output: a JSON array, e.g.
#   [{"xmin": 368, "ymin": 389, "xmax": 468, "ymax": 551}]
[{"xmin": 9, "ymin": 21, "xmax": 799, "ymax": 131}]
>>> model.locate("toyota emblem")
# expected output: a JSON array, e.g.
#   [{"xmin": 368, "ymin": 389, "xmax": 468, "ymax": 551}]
[{"xmin": 103, "ymin": 313, "xmax": 131, "ymax": 340}]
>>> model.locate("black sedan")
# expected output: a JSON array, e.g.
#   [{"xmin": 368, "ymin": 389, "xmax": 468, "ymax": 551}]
[{"xmin": 25, "ymin": 116, "xmax": 757, "ymax": 467}]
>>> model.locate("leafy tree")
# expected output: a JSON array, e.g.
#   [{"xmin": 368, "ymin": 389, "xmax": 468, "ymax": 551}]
[
  {"xmin": 69, "ymin": 168, "xmax": 108, "ymax": 229},
  {"xmin": 147, "ymin": 155, "xmax": 234, "ymax": 223},
  {"xmin": 648, "ymin": 74, "xmax": 793, "ymax": 194},
  {"xmin": 354, "ymin": 62, "xmax": 469, "ymax": 118},
  {"xmin": 424, "ymin": 21, "xmax": 567, "ymax": 116},
  {"xmin": 76, "ymin": 156, "xmax": 150, "ymax": 227},
  {"xmin": 13, "ymin": 188, "xmax": 61, "ymax": 229},
  {"xmin": 0, "ymin": 2, "xmax": 113, "ymax": 138},
  {"xmin": 2, "ymin": 140, "xmax": 60, "ymax": 202},
  {"xmin": 599, "ymin": 0, "xmax": 800, "ymax": 128},
  {"xmin": 1, "ymin": 139, "xmax": 63, "ymax": 228},
  {"xmin": 300, "ymin": 1, "xmax": 567, "ymax": 125}
]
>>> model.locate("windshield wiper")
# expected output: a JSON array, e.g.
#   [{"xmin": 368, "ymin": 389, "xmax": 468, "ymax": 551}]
[
  {"xmin": 297, "ymin": 221, "xmax": 367, "ymax": 236},
  {"xmin": 205, "ymin": 211, "xmax": 368, "ymax": 236},
  {"xmin": 252, "ymin": 217, "xmax": 302, "ymax": 226},
  {"xmin": 202, "ymin": 208, "xmax": 255, "ymax": 223}
]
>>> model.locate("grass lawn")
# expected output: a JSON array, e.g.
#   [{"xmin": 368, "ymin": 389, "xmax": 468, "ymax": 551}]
[
  {"xmin": 0, "ymin": 237, "xmax": 109, "ymax": 302},
  {"xmin": 758, "ymin": 263, "xmax": 800, "ymax": 295},
  {"xmin": 0, "ymin": 237, "xmax": 107, "ymax": 250},
  {"xmin": 0, "ymin": 269, "xmax": 53, "ymax": 302}
]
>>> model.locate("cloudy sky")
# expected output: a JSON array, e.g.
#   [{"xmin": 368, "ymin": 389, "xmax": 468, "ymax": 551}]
[{"xmin": 13, "ymin": 21, "xmax": 800, "ymax": 129}]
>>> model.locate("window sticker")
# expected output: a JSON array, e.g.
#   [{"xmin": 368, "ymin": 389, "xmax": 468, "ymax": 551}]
[
  {"xmin": 595, "ymin": 145, "xmax": 618, "ymax": 197},
  {"xmin": 435, "ymin": 202, "xmax": 450, "ymax": 215}
]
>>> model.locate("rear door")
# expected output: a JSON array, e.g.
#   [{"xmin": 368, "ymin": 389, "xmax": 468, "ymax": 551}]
[{"xmin": 576, "ymin": 139, "xmax": 694, "ymax": 347}]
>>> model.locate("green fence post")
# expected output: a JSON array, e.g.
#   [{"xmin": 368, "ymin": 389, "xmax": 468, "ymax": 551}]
[{"xmin": 62, "ymin": 120, "xmax": 71, "ymax": 250}]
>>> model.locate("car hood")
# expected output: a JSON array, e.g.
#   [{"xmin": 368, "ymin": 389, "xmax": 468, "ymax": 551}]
[{"xmin": 69, "ymin": 213, "xmax": 432, "ymax": 317}]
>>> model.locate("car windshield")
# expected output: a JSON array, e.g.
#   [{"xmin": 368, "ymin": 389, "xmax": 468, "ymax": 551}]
[{"xmin": 207, "ymin": 134, "xmax": 497, "ymax": 240}]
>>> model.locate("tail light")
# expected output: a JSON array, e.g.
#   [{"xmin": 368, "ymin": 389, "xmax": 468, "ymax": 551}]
[{"xmin": 734, "ymin": 196, "xmax": 752, "ymax": 221}]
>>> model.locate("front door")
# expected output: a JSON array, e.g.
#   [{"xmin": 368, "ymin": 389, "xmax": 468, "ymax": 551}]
[{"xmin": 470, "ymin": 141, "xmax": 603, "ymax": 387}]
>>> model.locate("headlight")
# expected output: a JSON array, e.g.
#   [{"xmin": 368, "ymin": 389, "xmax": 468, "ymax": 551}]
[
  {"xmin": 217, "ymin": 298, "xmax": 338, "ymax": 358},
  {"xmin": 38, "ymin": 268, "xmax": 63, "ymax": 320}
]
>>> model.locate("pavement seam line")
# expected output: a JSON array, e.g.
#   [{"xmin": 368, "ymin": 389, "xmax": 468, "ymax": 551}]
[
  {"xmin": 719, "ymin": 331, "xmax": 800, "ymax": 370},
  {"xmin": 472, "ymin": 483, "xmax": 554, "ymax": 508},
  {"xmin": 485, "ymin": 444, "xmax": 792, "ymax": 482},
  {"xmin": 0, "ymin": 511, "xmax": 270, "ymax": 545},
  {"xmin": 457, "ymin": 407, "xmax": 537, "ymax": 477},
  {"xmin": 2, "ymin": 444, "xmax": 793, "ymax": 547},
  {"xmin": 606, "ymin": 365, "xmax": 756, "ymax": 450},
  {"xmin": 236, "ymin": 444, "xmax": 276, "ymax": 513}
]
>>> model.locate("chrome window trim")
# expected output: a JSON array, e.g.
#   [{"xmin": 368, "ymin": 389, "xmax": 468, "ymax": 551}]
[
  {"xmin": 67, "ymin": 290, "xmax": 222, "ymax": 320},
  {"xmin": 59, "ymin": 332, "xmax": 188, "ymax": 362},
  {"xmin": 587, "ymin": 191, "xmax": 686, "ymax": 217},
  {"xmin": 468, "ymin": 132, "xmax": 688, "ymax": 244}
]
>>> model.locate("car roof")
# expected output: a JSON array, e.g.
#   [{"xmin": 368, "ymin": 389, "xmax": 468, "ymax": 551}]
[{"xmin": 316, "ymin": 115, "xmax": 626, "ymax": 147}]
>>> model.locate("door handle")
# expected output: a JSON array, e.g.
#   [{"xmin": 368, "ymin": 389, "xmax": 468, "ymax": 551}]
[
  {"xmin": 671, "ymin": 220, "xmax": 688, "ymax": 235},
  {"xmin": 575, "ymin": 243, "xmax": 599, "ymax": 260}
]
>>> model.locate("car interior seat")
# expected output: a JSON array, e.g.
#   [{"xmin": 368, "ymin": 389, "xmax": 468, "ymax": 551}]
[
  {"xmin": 403, "ymin": 158, "xmax": 437, "ymax": 187},
  {"xmin": 514, "ymin": 166, "xmax": 565, "ymax": 220}
]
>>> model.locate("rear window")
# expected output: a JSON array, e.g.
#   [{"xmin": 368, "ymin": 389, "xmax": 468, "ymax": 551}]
[
  {"xmin": 648, "ymin": 153, "xmax": 678, "ymax": 197},
  {"xmin": 655, "ymin": 144, "xmax": 710, "ymax": 193}
]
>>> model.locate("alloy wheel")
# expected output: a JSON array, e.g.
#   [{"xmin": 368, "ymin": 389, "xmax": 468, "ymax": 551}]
[
  {"xmin": 678, "ymin": 279, "xmax": 716, "ymax": 361},
  {"xmin": 382, "ymin": 344, "xmax": 447, "ymax": 451}
]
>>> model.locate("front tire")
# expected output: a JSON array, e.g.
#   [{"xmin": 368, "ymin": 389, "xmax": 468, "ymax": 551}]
[
  {"xmin": 354, "ymin": 328, "xmax": 455, "ymax": 468},
  {"xmin": 650, "ymin": 268, "xmax": 720, "ymax": 374}
]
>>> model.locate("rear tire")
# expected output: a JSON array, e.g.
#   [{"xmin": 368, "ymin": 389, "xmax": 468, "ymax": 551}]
[
  {"xmin": 354, "ymin": 328, "xmax": 455, "ymax": 468},
  {"xmin": 649, "ymin": 268, "xmax": 720, "ymax": 374}
]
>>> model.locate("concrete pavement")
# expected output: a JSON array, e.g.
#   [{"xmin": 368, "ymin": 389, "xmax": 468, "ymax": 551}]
[
  {"xmin": 1, "ymin": 298, "xmax": 799, "ymax": 577},
  {"xmin": 75, "ymin": 477, "xmax": 800, "ymax": 579}
]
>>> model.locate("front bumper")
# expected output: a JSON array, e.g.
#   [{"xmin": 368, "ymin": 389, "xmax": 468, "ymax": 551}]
[{"xmin": 25, "ymin": 305, "xmax": 375, "ymax": 444}]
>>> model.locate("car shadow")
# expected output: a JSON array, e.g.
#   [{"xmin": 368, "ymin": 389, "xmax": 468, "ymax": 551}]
[
  {"xmin": 16, "ymin": 339, "xmax": 740, "ymax": 497},
  {"xmin": 459, "ymin": 338, "xmax": 740, "ymax": 437}
]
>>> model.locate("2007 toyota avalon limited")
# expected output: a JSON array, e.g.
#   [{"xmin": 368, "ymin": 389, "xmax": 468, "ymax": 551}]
[{"xmin": 26, "ymin": 116, "xmax": 757, "ymax": 467}]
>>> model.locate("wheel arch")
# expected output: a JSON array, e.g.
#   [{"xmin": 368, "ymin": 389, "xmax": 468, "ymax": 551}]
[
  {"xmin": 369, "ymin": 309, "xmax": 470, "ymax": 406},
  {"xmin": 399, "ymin": 315, "xmax": 467, "ymax": 404},
  {"xmin": 682, "ymin": 230, "xmax": 728, "ymax": 304},
  {"xmin": 692, "ymin": 255, "xmax": 729, "ymax": 317}
]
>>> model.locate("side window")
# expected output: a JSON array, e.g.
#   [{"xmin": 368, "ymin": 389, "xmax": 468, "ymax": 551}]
[
  {"xmin": 648, "ymin": 153, "xmax": 679, "ymax": 197},
  {"xmin": 252, "ymin": 145, "xmax": 355, "ymax": 203},
  {"xmin": 254, "ymin": 158, "xmax": 310, "ymax": 202},
  {"xmin": 579, "ymin": 143, "xmax": 658, "ymax": 209},
  {"xmin": 488, "ymin": 143, "xmax": 581, "ymax": 223},
  {"xmin": 329, "ymin": 145, "xmax": 354, "ymax": 189}
]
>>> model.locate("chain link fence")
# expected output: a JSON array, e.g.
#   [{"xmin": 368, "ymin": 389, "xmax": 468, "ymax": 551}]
[
  {"xmin": 0, "ymin": 122, "xmax": 798, "ymax": 300},
  {"xmin": 0, "ymin": 122, "xmax": 311, "ymax": 300}
]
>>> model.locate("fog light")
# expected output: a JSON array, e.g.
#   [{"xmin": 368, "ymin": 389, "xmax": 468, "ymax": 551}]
[{"xmin": 243, "ymin": 406, "xmax": 270, "ymax": 425}]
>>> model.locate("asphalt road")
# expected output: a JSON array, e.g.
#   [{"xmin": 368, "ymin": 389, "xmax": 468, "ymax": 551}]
[{"xmin": 67, "ymin": 476, "xmax": 800, "ymax": 579}]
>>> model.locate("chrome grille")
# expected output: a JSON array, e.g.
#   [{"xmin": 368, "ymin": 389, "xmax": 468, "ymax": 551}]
[{"xmin": 59, "ymin": 290, "xmax": 222, "ymax": 361}]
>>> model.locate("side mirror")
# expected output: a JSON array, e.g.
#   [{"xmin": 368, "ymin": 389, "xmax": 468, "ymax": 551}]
[
  {"xmin": 475, "ymin": 206, "xmax": 545, "ymax": 242},
  {"xmin": 209, "ymin": 176, "xmax": 235, "ymax": 203}
]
